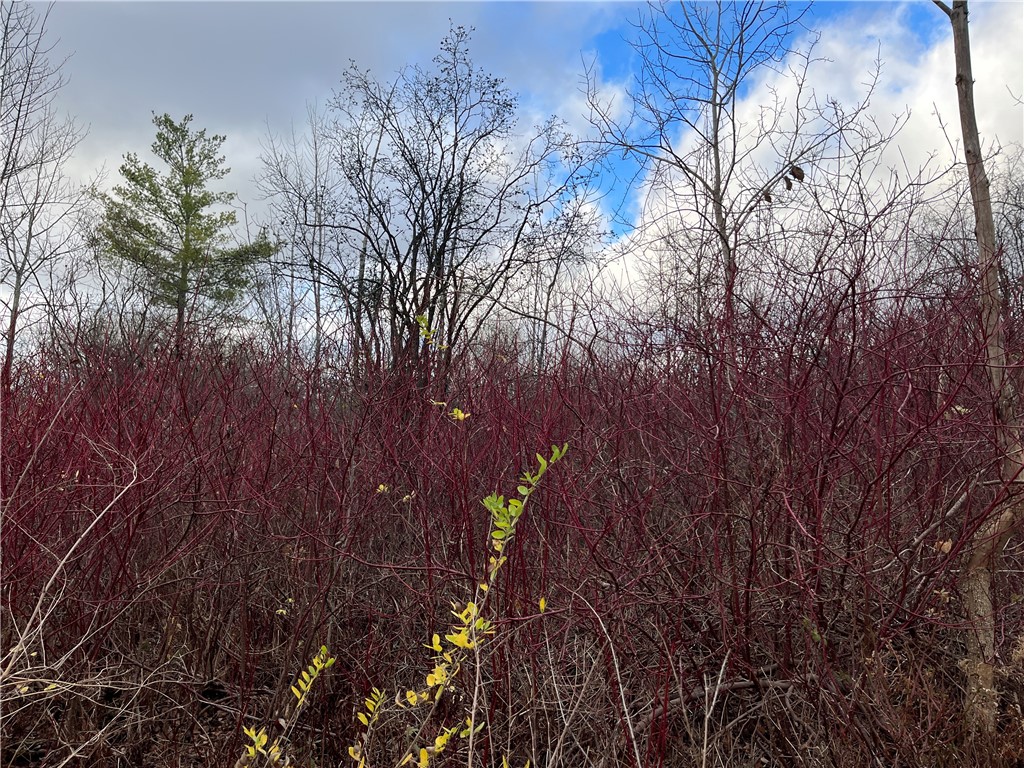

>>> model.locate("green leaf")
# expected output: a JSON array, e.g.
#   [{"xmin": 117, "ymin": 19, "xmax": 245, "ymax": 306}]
[{"xmin": 535, "ymin": 453, "xmax": 548, "ymax": 474}]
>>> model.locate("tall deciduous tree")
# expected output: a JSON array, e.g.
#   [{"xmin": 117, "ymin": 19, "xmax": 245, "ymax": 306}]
[
  {"xmin": 262, "ymin": 26, "xmax": 598, "ymax": 377},
  {"xmin": 1, "ymin": 1, "xmax": 83, "ymax": 397},
  {"xmin": 588, "ymin": 0, "xmax": 893, "ymax": 331},
  {"xmin": 933, "ymin": 0, "xmax": 1018, "ymax": 733},
  {"xmin": 258, "ymin": 104, "xmax": 345, "ymax": 369},
  {"xmin": 93, "ymin": 113, "xmax": 274, "ymax": 343}
]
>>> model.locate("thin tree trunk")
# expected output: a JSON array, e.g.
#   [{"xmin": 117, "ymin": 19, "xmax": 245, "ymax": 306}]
[
  {"xmin": 2, "ymin": 269, "xmax": 22, "ymax": 398},
  {"xmin": 934, "ymin": 0, "xmax": 1020, "ymax": 733},
  {"xmin": 176, "ymin": 263, "xmax": 188, "ymax": 356},
  {"xmin": 354, "ymin": 120, "xmax": 386, "ymax": 377}
]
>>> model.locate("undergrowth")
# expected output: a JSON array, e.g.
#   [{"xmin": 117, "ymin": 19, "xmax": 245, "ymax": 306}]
[{"xmin": 3, "ymin": 304, "xmax": 1024, "ymax": 766}]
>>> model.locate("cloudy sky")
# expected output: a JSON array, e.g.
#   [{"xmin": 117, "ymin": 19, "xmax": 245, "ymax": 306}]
[{"xmin": 41, "ymin": 1, "xmax": 1024, "ymax": 237}]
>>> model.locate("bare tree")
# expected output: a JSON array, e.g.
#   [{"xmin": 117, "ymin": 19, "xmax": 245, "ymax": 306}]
[
  {"xmin": 261, "ymin": 26, "xmax": 597, "ymax": 377},
  {"xmin": 934, "ymin": 0, "xmax": 1020, "ymax": 733},
  {"xmin": 259, "ymin": 104, "xmax": 349, "ymax": 368},
  {"xmin": 1, "ymin": 1, "xmax": 83, "ymax": 397},
  {"xmin": 588, "ymin": 0, "xmax": 894, "ymax": 330}
]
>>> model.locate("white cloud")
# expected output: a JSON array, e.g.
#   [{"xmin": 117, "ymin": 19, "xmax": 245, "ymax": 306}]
[
  {"xmin": 45, "ymin": 2, "xmax": 639, "ymax": 226},
  {"xmin": 602, "ymin": 0, "xmax": 1023, "ymax": 300},
  {"xmin": 34, "ymin": 1, "xmax": 1023, "ymax": 312}
]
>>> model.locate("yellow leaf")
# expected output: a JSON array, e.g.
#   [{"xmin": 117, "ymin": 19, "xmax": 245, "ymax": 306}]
[
  {"xmin": 445, "ymin": 631, "xmax": 473, "ymax": 649},
  {"xmin": 419, "ymin": 747, "xmax": 430, "ymax": 767},
  {"xmin": 247, "ymin": 728, "xmax": 268, "ymax": 750},
  {"xmin": 291, "ymin": 685, "xmax": 302, "ymax": 701},
  {"xmin": 406, "ymin": 689, "xmax": 419, "ymax": 706},
  {"xmin": 428, "ymin": 664, "xmax": 447, "ymax": 686},
  {"xmin": 539, "ymin": 597, "xmax": 547, "ymax": 613},
  {"xmin": 357, "ymin": 712, "xmax": 368, "ymax": 726}
]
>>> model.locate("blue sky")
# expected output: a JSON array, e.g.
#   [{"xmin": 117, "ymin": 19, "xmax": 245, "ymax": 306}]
[{"xmin": 42, "ymin": 2, "xmax": 1023, "ymax": 239}]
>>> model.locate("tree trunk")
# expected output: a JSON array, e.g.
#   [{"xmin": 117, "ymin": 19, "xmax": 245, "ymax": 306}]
[
  {"xmin": 2, "ymin": 273, "xmax": 21, "ymax": 399},
  {"xmin": 935, "ymin": 0, "xmax": 1020, "ymax": 733},
  {"xmin": 176, "ymin": 261, "xmax": 188, "ymax": 356}
]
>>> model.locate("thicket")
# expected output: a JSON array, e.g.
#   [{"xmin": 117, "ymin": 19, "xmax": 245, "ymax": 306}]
[{"xmin": 3, "ymin": 269, "xmax": 1024, "ymax": 765}]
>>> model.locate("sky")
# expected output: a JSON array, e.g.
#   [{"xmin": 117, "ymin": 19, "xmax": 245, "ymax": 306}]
[{"xmin": 37, "ymin": 1, "xmax": 1024, "ymax": 243}]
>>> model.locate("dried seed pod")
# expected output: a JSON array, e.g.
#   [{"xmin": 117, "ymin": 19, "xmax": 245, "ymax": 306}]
[
  {"xmin": 784, "ymin": 176, "xmax": 793, "ymax": 191},
  {"xmin": 790, "ymin": 165, "xmax": 805, "ymax": 182},
  {"xmin": 763, "ymin": 191, "xmax": 773, "ymax": 204}
]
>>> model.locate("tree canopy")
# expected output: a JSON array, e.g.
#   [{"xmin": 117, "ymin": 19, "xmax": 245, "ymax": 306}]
[{"xmin": 92, "ymin": 113, "xmax": 275, "ymax": 340}]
